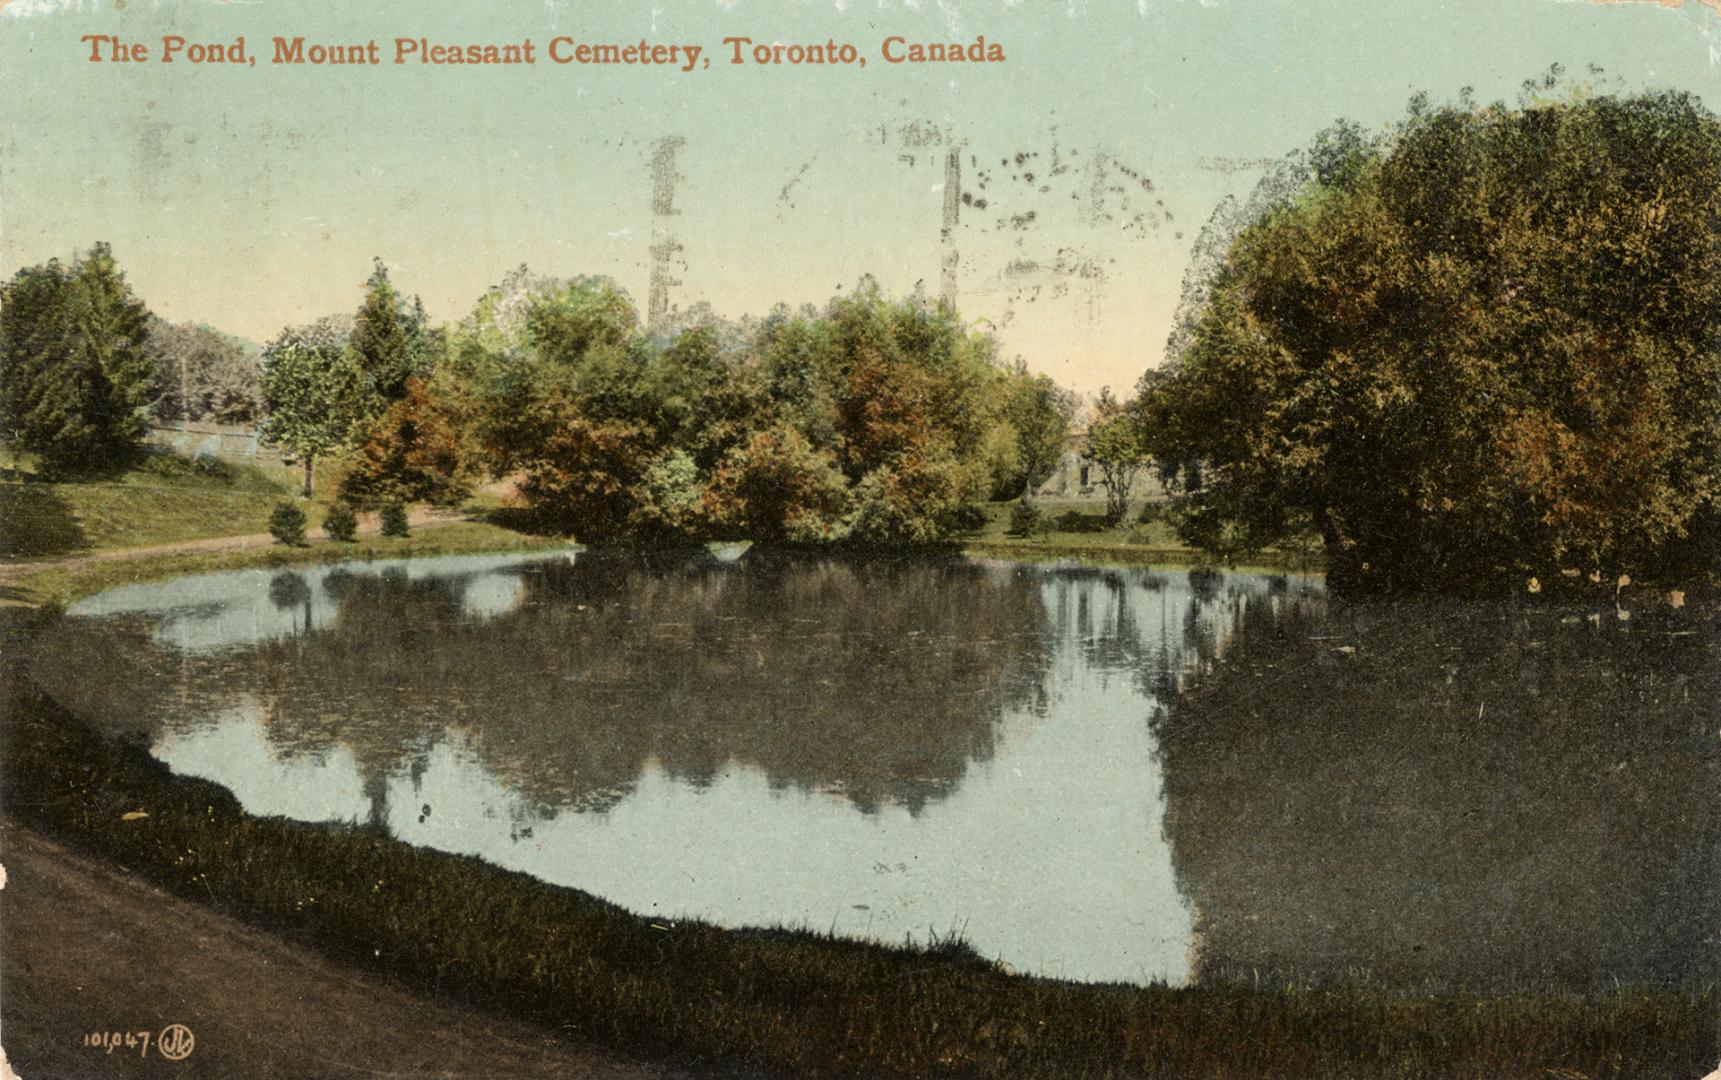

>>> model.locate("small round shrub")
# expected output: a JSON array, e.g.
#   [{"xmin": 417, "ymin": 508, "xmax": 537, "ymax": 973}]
[
  {"xmin": 379, "ymin": 502, "xmax": 410, "ymax": 538},
  {"xmin": 268, "ymin": 501, "xmax": 307, "ymax": 547},
  {"xmin": 1007, "ymin": 499, "xmax": 1042, "ymax": 537},
  {"xmin": 322, "ymin": 502, "xmax": 358, "ymax": 543}
]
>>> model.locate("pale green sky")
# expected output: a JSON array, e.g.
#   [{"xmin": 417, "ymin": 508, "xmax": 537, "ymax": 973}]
[{"xmin": 3, "ymin": 0, "xmax": 1717, "ymax": 393}]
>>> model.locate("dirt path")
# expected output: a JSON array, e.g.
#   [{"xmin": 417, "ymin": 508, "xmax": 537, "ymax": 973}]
[
  {"xmin": 0, "ymin": 819, "xmax": 695, "ymax": 1080},
  {"xmin": 0, "ymin": 506, "xmax": 468, "ymax": 579}
]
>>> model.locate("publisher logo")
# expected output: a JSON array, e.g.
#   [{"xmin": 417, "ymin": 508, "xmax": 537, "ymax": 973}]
[{"xmin": 158, "ymin": 1023, "xmax": 196, "ymax": 1061}]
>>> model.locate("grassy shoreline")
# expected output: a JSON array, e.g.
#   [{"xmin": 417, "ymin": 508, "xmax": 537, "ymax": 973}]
[
  {"xmin": 959, "ymin": 538, "xmax": 1323, "ymax": 577},
  {"xmin": 0, "ymin": 448, "xmax": 315, "ymax": 557},
  {"xmin": 2, "ymin": 521, "xmax": 1321, "ymax": 613},
  {"xmin": 5, "ymin": 522, "xmax": 1716, "ymax": 1078},
  {"xmin": 0, "ymin": 521, "xmax": 574, "ymax": 608}
]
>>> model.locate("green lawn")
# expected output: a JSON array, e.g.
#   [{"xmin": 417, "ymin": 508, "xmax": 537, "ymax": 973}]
[
  {"xmin": 0, "ymin": 449, "xmax": 313, "ymax": 557},
  {"xmin": 959, "ymin": 498, "xmax": 1325, "ymax": 574}
]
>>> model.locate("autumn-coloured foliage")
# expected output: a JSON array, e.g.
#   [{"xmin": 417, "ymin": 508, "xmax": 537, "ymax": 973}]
[
  {"xmin": 1140, "ymin": 84, "xmax": 1721, "ymax": 592},
  {"xmin": 703, "ymin": 424, "xmax": 851, "ymax": 542},
  {"xmin": 840, "ymin": 350, "xmax": 940, "ymax": 475},
  {"xmin": 810, "ymin": 284, "xmax": 1002, "ymax": 541},
  {"xmin": 514, "ymin": 404, "xmax": 660, "ymax": 539},
  {"xmin": 439, "ymin": 275, "xmax": 1024, "ymax": 544},
  {"xmin": 338, "ymin": 377, "xmax": 473, "ymax": 508}
]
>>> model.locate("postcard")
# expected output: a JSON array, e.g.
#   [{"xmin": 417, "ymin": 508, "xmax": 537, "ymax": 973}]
[{"xmin": 1, "ymin": 1, "xmax": 1717, "ymax": 1077}]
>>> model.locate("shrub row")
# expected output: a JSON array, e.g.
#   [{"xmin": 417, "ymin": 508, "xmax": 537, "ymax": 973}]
[{"xmin": 267, "ymin": 501, "xmax": 410, "ymax": 547}]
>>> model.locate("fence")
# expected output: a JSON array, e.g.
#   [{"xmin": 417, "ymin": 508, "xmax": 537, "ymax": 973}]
[{"xmin": 147, "ymin": 422, "xmax": 284, "ymax": 464}]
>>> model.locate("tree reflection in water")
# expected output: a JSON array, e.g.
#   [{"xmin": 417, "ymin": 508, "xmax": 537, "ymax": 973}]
[
  {"xmin": 37, "ymin": 549, "xmax": 1056, "ymax": 822},
  {"xmin": 1150, "ymin": 587, "xmax": 1720, "ymax": 992}
]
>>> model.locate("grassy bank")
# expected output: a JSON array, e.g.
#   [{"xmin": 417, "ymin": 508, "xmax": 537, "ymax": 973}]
[
  {"xmin": 0, "ymin": 448, "xmax": 521, "ymax": 565},
  {"xmin": 958, "ymin": 499, "xmax": 1324, "ymax": 576},
  {"xmin": 0, "ymin": 449, "xmax": 305, "ymax": 556}
]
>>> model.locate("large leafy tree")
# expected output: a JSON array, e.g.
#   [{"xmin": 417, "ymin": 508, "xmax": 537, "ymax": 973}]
[
  {"xmin": 702, "ymin": 423, "xmax": 852, "ymax": 542},
  {"xmin": 1140, "ymin": 84, "xmax": 1721, "ymax": 593},
  {"xmin": 762, "ymin": 282, "xmax": 1008, "ymax": 542},
  {"xmin": 0, "ymin": 243, "xmax": 154, "ymax": 475},
  {"xmin": 454, "ymin": 275, "xmax": 767, "ymax": 539},
  {"xmin": 517, "ymin": 280, "xmax": 665, "ymax": 536},
  {"xmin": 259, "ymin": 318, "xmax": 365, "ymax": 497},
  {"xmin": 447, "ymin": 273, "xmax": 643, "ymax": 476}
]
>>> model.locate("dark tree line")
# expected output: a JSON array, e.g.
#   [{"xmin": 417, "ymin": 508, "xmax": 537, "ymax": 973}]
[{"xmin": 17, "ymin": 74, "xmax": 1707, "ymax": 584}]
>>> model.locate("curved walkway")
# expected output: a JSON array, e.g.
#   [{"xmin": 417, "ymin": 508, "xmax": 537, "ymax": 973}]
[{"xmin": 0, "ymin": 818, "xmax": 692, "ymax": 1080}]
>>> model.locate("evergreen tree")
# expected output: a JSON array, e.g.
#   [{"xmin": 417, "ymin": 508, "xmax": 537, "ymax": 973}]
[
  {"xmin": 350, "ymin": 258, "xmax": 423, "ymax": 406},
  {"xmin": 0, "ymin": 260, "xmax": 74, "ymax": 456},
  {"xmin": 0, "ymin": 243, "xmax": 153, "ymax": 474}
]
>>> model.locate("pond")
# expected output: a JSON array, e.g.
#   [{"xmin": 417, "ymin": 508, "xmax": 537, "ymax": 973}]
[{"xmin": 28, "ymin": 549, "xmax": 1719, "ymax": 991}]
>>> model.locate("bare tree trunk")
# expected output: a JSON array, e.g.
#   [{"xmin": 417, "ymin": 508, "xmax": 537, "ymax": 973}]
[{"xmin": 303, "ymin": 456, "xmax": 315, "ymax": 499}]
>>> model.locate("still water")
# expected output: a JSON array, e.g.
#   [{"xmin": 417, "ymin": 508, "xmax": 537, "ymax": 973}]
[{"xmin": 30, "ymin": 549, "xmax": 1719, "ymax": 990}]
